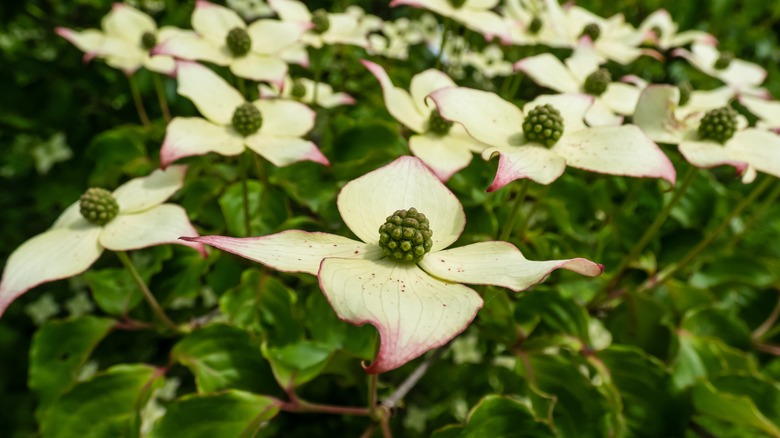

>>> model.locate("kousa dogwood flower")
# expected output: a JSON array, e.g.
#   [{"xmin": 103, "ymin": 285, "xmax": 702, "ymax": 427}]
[
  {"xmin": 0, "ymin": 166, "xmax": 205, "ymax": 316},
  {"xmin": 160, "ymin": 61, "xmax": 328, "ymax": 168},
  {"xmin": 269, "ymin": 0, "xmax": 374, "ymax": 48},
  {"xmin": 227, "ymin": 0, "xmax": 274, "ymax": 20},
  {"xmin": 622, "ymin": 75, "xmax": 733, "ymax": 118},
  {"xmin": 673, "ymin": 43, "xmax": 768, "ymax": 98},
  {"xmin": 634, "ymin": 85, "xmax": 780, "ymax": 183},
  {"xmin": 362, "ymin": 60, "xmax": 487, "ymax": 182},
  {"xmin": 555, "ymin": 3, "xmax": 658, "ymax": 65},
  {"xmin": 390, "ymin": 0, "xmax": 512, "ymax": 44},
  {"xmin": 516, "ymin": 39, "xmax": 639, "ymax": 126},
  {"xmin": 503, "ymin": 0, "xmax": 575, "ymax": 47},
  {"xmin": 739, "ymin": 95, "xmax": 780, "ymax": 133},
  {"xmin": 430, "ymin": 88, "xmax": 676, "ymax": 190},
  {"xmin": 258, "ymin": 75, "xmax": 356, "ymax": 108},
  {"xmin": 55, "ymin": 3, "xmax": 176, "ymax": 76},
  {"xmin": 182, "ymin": 156, "xmax": 604, "ymax": 373},
  {"xmin": 152, "ymin": 0, "xmax": 308, "ymax": 86},
  {"xmin": 638, "ymin": 9, "xmax": 715, "ymax": 50},
  {"xmin": 462, "ymin": 45, "xmax": 513, "ymax": 78}
]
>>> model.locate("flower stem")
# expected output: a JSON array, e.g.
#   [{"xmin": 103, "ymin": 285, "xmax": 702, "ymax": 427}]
[
  {"xmin": 368, "ymin": 373, "xmax": 379, "ymax": 418},
  {"xmin": 606, "ymin": 165, "xmax": 697, "ymax": 291},
  {"xmin": 640, "ymin": 175, "xmax": 773, "ymax": 291},
  {"xmin": 514, "ymin": 183, "xmax": 549, "ymax": 242},
  {"xmin": 434, "ymin": 18, "xmax": 450, "ymax": 69},
  {"xmin": 116, "ymin": 251, "xmax": 180, "ymax": 333},
  {"xmin": 152, "ymin": 74, "xmax": 171, "ymax": 122},
  {"xmin": 312, "ymin": 48, "xmax": 323, "ymax": 105},
  {"xmin": 499, "ymin": 180, "xmax": 530, "ymax": 241},
  {"xmin": 382, "ymin": 346, "xmax": 446, "ymax": 410},
  {"xmin": 725, "ymin": 181, "xmax": 780, "ymax": 250},
  {"xmin": 240, "ymin": 151, "xmax": 252, "ymax": 236},
  {"xmin": 128, "ymin": 75, "xmax": 151, "ymax": 128},
  {"xmin": 753, "ymin": 289, "xmax": 780, "ymax": 340}
]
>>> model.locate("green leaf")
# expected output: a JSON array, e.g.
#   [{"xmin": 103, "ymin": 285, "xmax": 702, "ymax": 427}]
[
  {"xmin": 605, "ymin": 293, "xmax": 674, "ymax": 360},
  {"xmin": 692, "ymin": 255, "xmax": 775, "ymax": 288},
  {"xmin": 84, "ymin": 269, "xmax": 142, "ymax": 316},
  {"xmin": 692, "ymin": 379, "xmax": 780, "ymax": 437},
  {"xmin": 29, "ymin": 316, "xmax": 116, "ymax": 419},
  {"xmin": 459, "ymin": 395, "xmax": 554, "ymax": 437},
  {"xmin": 515, "ymin": 290, "xmax": 590, "ymax": 345},
  {"xmin": 218, "ymin": 180, "xmax": 264, "ymax": 237},
  {"xmin": 86, "ymin": 125, "xmax": 153, "ymax": 187},
  {"xmin": 681, "ymin": 307, "xmax": 752, "ymax": 349},
  {"xmin": 598, "ymin": 346, "xmax": 685, "ymax": 437},
  {"xmin": 41, "ymin": 364, "xmax": 161, "ymax": 438},
  {"xmin": 148, "ymin": 390, "xmax": 279, "ymax": 438},
  {"xmin": 671, "ymin": 331, "xmax": 758, "ymax": 390},
  {"xmin": 171, "ymin": 324, "xmax": 279, "ymax": 395},
  {"xmin": 264, "ymin": 340, "xmax": 332, "ymax": 388},
  {"xmin": 305, "ymin": 291, "xmax": 376, "ymax": 359}
]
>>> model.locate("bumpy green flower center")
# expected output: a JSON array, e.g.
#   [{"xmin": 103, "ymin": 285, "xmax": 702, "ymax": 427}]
[
  {"xmin": 427, "ymin": 110, "xmax": 453, "ymax": 136},
  {"xmin": 378, "ymin": 208, "xmax": 433, "ymax": 263},
  {"xmin": 714, "ymin": 52, "xmax": 734, "ymax": 70},
  {"xmin": 232, "ymin": 103, "xmax": 263, "ymax": 136},
  {"xmin": 528, "ymin": 17, "xmax": 543, "ymax": 34},
  {"xmin": 141, "ymin": 32, "xmax": 157, "ymax": 50},
  {"xmin": 677, "ymin": 81, "xmax": 692, "ymax": 107},
  {"xmin": 79, "ymin": 188, "xmax": 119, "ymax": 225},
  {"xmin": 448, "ymin": 0, "xmax": 467, "ymax": 8},
  {"xmin": 290, "ymin": 80, "xmax": 307, "ymax": 99},
  {"xmin": 226, "ymin": 27, "xmax": 251, "ymax": 57},
  {"xmin": 312, "ymin": 9, "xmax": 330, "ymax": 34},
  {"xmin": 580, "ymin": 23, "xmax": 601, "ymax": 41},
  {"xmin": 583, "ymin": 68, "xmax": 611, "ymax": 96},
  {"xmin": 523, "ymin": 104, "xmax": 564, "ymax": 147},
  {"xmin": 698, "ymin": 106, "xmax": 738, "ymax": 144}
]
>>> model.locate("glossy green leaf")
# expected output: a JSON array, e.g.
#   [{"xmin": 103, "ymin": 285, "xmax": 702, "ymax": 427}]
[
  {"xmin": 84, "ymin": 268, "xmax": 142, "ymax": 316},
  {"xmin": 264, "ymin": 340, "xmax": 332, "ymax": 389},
  {"xmin": 148, "ymin": 390, "xmax": 279, "ymax": 438},
  {"xmin": 171, "ymin": 323, "xmax": 279, "ymax": 395},
  {"xmin": 515, "ymin": 290, "xmax": 590, "ymax": 344},
  {"xmin": 671, "ymin": 331, "xmax": 758, "ymax": 390},
  {"xmin": 692, "ymin": 379, "xmax": 780, "ymax": 437},
  {"xmin": 460, "ymin": 395, "xmax": 554, "ymax": 437},
  {"xmin": 605, "ymin": 293, "xmax": 674, "ymax": 360},
  {"xmin": 29, "ymin": 316, "xmax": 116, "ymax": 418},
  {"xmin": 41, "ymin": 364, "xmax": 161, "ymax": 438}
]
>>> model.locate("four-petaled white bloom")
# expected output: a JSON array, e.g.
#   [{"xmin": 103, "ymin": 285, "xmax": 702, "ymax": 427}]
[
  {"xmin": 516, "ymin": 39, "xmax": 640, "ymax": 126},
  {"xmin": 391, "ymin": 0, "xmax": 512, "ymax": 44},
  {"xmin": 160, "ymin": 61, "xmax": 328, "ymax": 168},
  {"xmin": 269, "ymin": 0, "xmax": 378, "ymax": 49},
  {"xmin": 152, "ymin": 0, "xmax": 309, "ymax": 87},
  {"xmin": 363, "ymin": 60, "xmax": 488, "ymax": 182},
  {"xmin": 258, "ymin": 75, "xmax": 356, "ymax": 108},
  {"xmin": 0, "ymin": 166, "xmax": 205, "ymax": 316},
  {"xmin": 56, "ymin": 3, "xmax": 177, "ymax": 76},
  {"xmin": 673, "ymin": 43, "xmax": 768, "ymax": 98},
  {"xmin": 430, "ymin": 88, "xmax": 676, "ymax": 190},
  {"xmin": 634, "ymin": 85, "xmax": 780, "ymax": 183},
  {"xmin": 182, "ymin": 156, "xmax": 604, "ymax": 373}
]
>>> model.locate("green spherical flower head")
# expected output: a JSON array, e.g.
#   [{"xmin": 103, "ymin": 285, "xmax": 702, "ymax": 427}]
[
  {"xmin": 522, "ymin": 104, "xmax": 564, "ymax": 147},
  {"xmin": 141, "ymin": 32, "xmax": 157, "ymax": 50},
  {"xmin": 428, "ymin": 110, "xmax": 453, "ymax": 136},
  {"xmin": 580, "ymin": 23, "xmax": 600, "ymax": 41},
  {"xmin": 226, "ymin": 27, "xmax": 251, "ymax": 57},
  {"xmin": 448, "ymin": 0, "xmax": 467, "ymax": 8},
  {"xmin": 79, "ymin": 188, "xmax": 119, "ymax": 226},
  {"xmin": 232, "ymin": 103, "xmax": 263, "ymax": 136},
  {"xmin": 714, "ymin": 52, "xmax": 734, "ymax": 70},
  {"xmin": 698, "ymin": 106, "xmax": 738, "ymax": 144},
  {"xmin": 583, "ymin": 68, "xmax": 611, "ymax": 96},
  {"xmin": 312, "ymin": 9, "xmax": 330, "ymax": 34},
  {"xmin": 677, "ymin": 81, "xmax": 693, "ymax": 107},
  {"xmin": 529, "ymin": 17, "xmax": 543, "ymax": 34},
  {"xmin": 378, "ymin": 208, "xmax": 433, "ymax": 263},
  {"xmin": 290, "ymin": 80, "xmax": 307, "ymax": 99}
]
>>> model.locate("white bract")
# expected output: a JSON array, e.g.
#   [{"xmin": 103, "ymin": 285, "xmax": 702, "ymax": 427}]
[
  {"xmin": 160, "ymin": 61, "xmax": 328, "ymax": 168},
  {"xmin": 673, "ymin": 43, "xmax": 768, "ymax": 97},
  {"xmin": 634, "ymin": 85, "xmax": 780, "ymax": 183},
  {"xmin": 363, "ymin": 60, "xmax": 487, "ymax": 182},
  {"xmin": 391, "ymin": 0, "xmax": 512, "ymax": 44},
  {"xmin": 623, "ymin": 75, "xmax": 734, "ymax": 118},
  {"xmin": 269, "ymin": 0, "xmax": 376, "ymax": 49},
  {"xmin": 503, "ymin": 0, "xmax": 576, "ymax": 47},
  {"xmin": 430, "ymin": 88, "xmax": 676, "ymax": 189},
  {"xmin": 182, "ymin": 156, "xmax": 603, "ymax": 373},
  {"xmin": 0, "ymin": 166, "xmax": 205, "ymax": 317},
  {"xmin": 740, "ymin": 95, "xmax": 780, "ymax": 133},
  {"xmin": 56, "ymin": 3, "xmax": 176, "ymax": 75},
  {"xmin": 638, "ymin": 9, "xmax": 715, "ymax": 50},
  {"xmin": 516, "ymin": 39, "xmax": 640, "ymax": 126},
  {"xmin": 152, "ymin": 0, "xmax": 308, "ymax": 86},
  {"xmin": 258, "ymin": 76, "xmax": 356, "ymax": 108}
]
